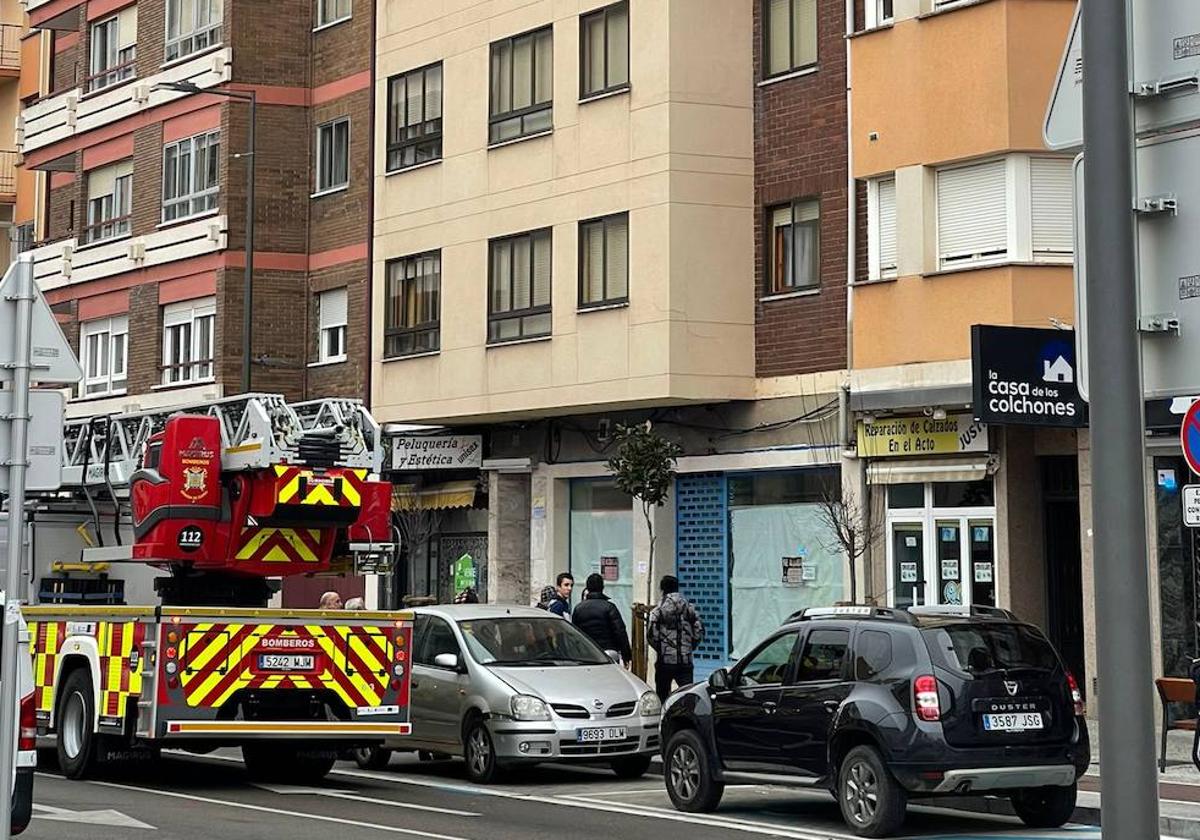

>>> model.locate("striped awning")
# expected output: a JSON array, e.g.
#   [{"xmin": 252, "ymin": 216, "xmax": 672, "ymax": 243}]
[
  {"xmin": 391, "ymin": 480, "xmax": 478, "ymax": 511},
  {"xmin": 866, "ymin": 456, "xmax": 996, "ymax": 485}
]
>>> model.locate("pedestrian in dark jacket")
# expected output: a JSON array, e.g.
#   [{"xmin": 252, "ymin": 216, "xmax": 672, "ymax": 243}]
[
  {"xmin": 547, "ymin": 571, "xmax": 573, "ymax": 619},
  {"xmin": 572, "ymin": 573, "xmax": 632, "ymax": 665},
  {"xmin": 649, "ymin": 575, "xmax": 704, "ymax": 700}
]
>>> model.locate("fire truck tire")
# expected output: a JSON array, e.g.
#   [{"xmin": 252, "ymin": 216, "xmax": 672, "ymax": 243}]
[
  {"xmin": 352, "ymin": 746, "xmax": 393, "ymax": 770},
  {"xmin": 242, "ymin": 743, "xmax": 337, "ymax": 783},
  {"xmin": 56, "ymin": 669, "xmax": 99, "ymax": 779}
]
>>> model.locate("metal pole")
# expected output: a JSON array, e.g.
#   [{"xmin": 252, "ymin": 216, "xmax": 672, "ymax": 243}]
[
  {"xmin": 241, "ymin": 92, "xmax": 256, "ymax": 394},
  {"xmin": 0, "ymin": 259, "xmax": 35, "ymax": 840},
  {"xmin": 1081, "ymin": 1, "xmax": 1161, "ymax": 837}
]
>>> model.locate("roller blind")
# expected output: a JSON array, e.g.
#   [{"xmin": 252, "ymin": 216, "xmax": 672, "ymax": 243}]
[{"xmin": 937, "ymin": 159, "xmax": 1008, "ymax": 267}]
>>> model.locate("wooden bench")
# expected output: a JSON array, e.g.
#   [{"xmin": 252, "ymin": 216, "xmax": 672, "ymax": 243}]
[{"xmin": 1156, "ymin": 677, "xmax": 1198, "ymax": 772}]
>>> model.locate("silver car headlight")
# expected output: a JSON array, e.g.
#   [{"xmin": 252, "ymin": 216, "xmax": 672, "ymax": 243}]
[
  {"xmin": 639, "ymin": 690, "xmax": 662, "ymax": 717},
  {"xmin": 511, "ymin": 694, "xmax": 551, "ymax": 721}
]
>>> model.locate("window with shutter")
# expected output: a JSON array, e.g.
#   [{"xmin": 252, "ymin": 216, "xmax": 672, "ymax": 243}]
[
  {"xmin": 1030, "ymin": 157, "xmax": 1074, "ymax": 262},
  {"xmin": 870, "ymin": 177, "xmax": 897, "ymax": 279},
  {"xmin": 488, "ymin": 229, "xmax": 552, "ymax": 343},
  {"xmin": 579, "ymin": 213, "xmax": 629, "ymax": 307},
  {"xmin": 317, "ymin": 288, "xmax": 348, "ymax": 363},
  {"xmin": 937, "ymin": 160, "xmax": 1008, "ymax": 268},
  {"xmin": 766, "ymin": 199, "xmax": 820, "ymax": 294}
]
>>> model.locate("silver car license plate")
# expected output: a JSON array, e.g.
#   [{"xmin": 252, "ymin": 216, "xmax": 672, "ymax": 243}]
[
  {"xmin": 982, "ymin": 712, "xmax": 1043, "ymax": 732},
  {"xmin": 577, "ymin": 726, "xmax": 627, "ymax": 743}
]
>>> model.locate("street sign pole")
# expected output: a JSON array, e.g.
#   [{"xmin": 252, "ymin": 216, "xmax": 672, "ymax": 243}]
[
  {"xmin": 1082, "ymin": 1, "xmax": 1161, "ymax": 837},
  {"xmin": 0, "ymin": 259, "xmax": 35, "ymax": 840}
]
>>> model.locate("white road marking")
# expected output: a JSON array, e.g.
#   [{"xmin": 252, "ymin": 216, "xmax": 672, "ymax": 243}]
[
  {"xmin": 31, "ymin": 802, "xmax": 157, "ymax": 830},
  {"xmin": 84, "ymin": 779, "xmax": 475, "ymax": 840},
  {"xmin": 252, "ymin": 783, "xmax": 481, "ymax": 816}
]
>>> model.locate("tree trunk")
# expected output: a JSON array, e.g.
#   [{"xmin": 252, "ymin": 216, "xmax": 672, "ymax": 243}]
[{"xmin": 643, "ymin": 502, "xmax": 655, "ymax": 603}]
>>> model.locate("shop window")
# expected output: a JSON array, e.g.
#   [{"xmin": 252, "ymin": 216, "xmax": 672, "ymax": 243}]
[
  {"xmin": 569, "ymin": 478, "xmax": 633, "ymax": 628},
  {"xmin": 932, "ymin": 480, "xmax": 994, "ymax": 508},
  {"xmin": 887, "ymin": 483, "xmax": 923, "ymax": 509},
  {"xmin": 729, "ymin": 468, "xmax": 835, "ymax": 507}
]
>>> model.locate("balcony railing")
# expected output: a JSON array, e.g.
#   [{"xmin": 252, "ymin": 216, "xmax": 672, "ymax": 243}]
[
  {"xmin": 85, "ymin": 58, "xmax": 137, "ymax": 94},
  {"xmin": 0, "ymin": 150, "xmax": 16, "ymax": 196},
  {"xmin": 81, "ymin": 214, "xmax": 132, "ymax": 245},
  {"xmin": 0, "ymin": 25, "xmax": 19, "ymax": 72}
]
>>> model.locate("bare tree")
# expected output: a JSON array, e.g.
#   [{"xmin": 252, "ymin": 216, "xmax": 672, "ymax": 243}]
[
  {"xmin": 814, "ymin": 473, "xmax": 883, "ymax": 605},
  {"xmin": 392, "ymin": 493, "xmax": 443, "ymax": 600}
]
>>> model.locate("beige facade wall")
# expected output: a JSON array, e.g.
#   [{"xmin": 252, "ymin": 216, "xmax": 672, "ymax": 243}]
[{"xmin": 372, "ymin": 0, "xmax": 756, "ymax": 425}]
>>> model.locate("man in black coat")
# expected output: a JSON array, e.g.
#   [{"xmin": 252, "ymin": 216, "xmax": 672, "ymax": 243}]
[{"xmin": 572, "ymin": 573, "xmax": 633, "ymax": 666}]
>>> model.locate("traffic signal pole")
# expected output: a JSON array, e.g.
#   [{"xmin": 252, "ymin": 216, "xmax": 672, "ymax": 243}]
[{"xmin": 1081, "ymin": 2, "xmax": 1162, "ymax": 837}]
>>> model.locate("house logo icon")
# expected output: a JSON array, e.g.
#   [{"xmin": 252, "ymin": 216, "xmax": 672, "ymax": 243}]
[{"xmin": 1043, "ymin": 355, "xmax": 1073, "ymax": 384}]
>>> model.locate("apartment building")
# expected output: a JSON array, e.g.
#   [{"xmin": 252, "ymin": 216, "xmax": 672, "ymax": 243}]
[
  {"xmin": 16, "ymin": 0, "xmax": 375, "ymax": 606},
  {"xmin": 846, "ymin": 0, "xmax": 1089, "ymax": 686},
  {"xmin": 372, "ymin": 0, "xmax": 858, "ymax": 674}
]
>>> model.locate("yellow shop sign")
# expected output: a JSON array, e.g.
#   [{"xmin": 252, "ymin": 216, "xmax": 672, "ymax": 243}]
[{"xmin": 857, "ymin": 414, "xmax": 989, "ymax": 458}]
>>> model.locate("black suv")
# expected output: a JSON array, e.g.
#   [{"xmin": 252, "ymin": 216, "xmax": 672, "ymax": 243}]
[{"xmin": 659, "ymin": 605, "xmax": 1090, "ymax": 837}]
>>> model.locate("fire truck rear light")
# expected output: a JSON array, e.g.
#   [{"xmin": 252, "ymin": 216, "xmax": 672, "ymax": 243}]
[
  {"xmin": 167, "ymin": 631, "xmax": 179, "ymax": 644},
  {"xmin": 166, "ymin": 647, "xmax": 177, "ymax": 659},
  {"xmin": 168, "ymin": 678, "xmax": 179, "ymax": 689},
  {"xmin": 165, "ymin": 661, "xmax": 179, "ymax": 676},
  {"xmin": 913, "ymin": 675, "xmax": 941, "ymax": 722},
  {"xmin": 18, "ymin": 693, "xmax": 35, "ymax": 751},
  {"xmin": 390, "ymin": 679, "xmax": 401, "ymax": 690},
  {"xmin": 392, "ymin": 664, "xmax": 405, "ymax": 678}
]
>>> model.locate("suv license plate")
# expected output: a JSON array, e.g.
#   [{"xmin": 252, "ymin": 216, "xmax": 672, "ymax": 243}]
[
  {"xmin": 982, "ymin": 712, "xmax": 1044, "ymax": 732},
  {"xmin": 258, "ymin": 654, "xmax": 314, "ymax": 672},
  {"xmin": 577, "ymin": 726, "xmax": 627, "ymax": 743}
]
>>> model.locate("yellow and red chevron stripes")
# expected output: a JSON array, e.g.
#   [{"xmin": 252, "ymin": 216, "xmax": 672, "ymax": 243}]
[
  {"xmin": 274, "ymin": 466, "xmax": 367, "ymax": 508},
  {"xmin": 178, "ymin": 623, "xmax": 394, "ymax": 711},
  {"xmin": 29, "ymin": 619, "xmax": 144, "ymax": 719},
  {"xmin": 30, "ymin": 621, "xmax": 63, "ymax": 712},
  {"xmin": 234, "ymin": 527, "xmax": 324, "ymax": 564}
]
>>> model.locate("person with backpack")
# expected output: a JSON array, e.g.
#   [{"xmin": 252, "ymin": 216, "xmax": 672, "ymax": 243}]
[
  {"xmin": 572, "ymin": 573, "xmax": 632, "ymax": 666},
  {"xmin": 648, "ymin": 575, "xmax": 704, "ymax": 700}
]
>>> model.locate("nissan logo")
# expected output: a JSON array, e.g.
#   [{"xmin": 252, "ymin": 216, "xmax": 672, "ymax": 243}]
[{"xmin": 592, "ymin": 699, "xmax": 604, "ymax": 710}]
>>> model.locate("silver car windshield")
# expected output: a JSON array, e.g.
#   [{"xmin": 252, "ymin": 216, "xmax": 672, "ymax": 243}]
[{"xmin": 458, "ymin": 617, "xmax": 610, "ymax": 666}]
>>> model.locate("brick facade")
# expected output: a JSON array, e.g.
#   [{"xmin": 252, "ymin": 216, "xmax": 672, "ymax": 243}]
[
  {"xmin": 127, "ymin": 281, "xmax": 162, "ymax": 393},
  {"xmin": 310, "ymin": 89, "xmax": 370, "ymax": 251},
  {"xmin": 753, "ymin": 0, "xmax": 849, "ymax": 377},
  {"xmin": 306, "ymin": 260, "xmax": 369, "ymax": 399}
]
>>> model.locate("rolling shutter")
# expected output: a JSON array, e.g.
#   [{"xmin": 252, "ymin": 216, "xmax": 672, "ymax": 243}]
[
  {"xmin": 876, "ymin": 177, "xmax": 897, "ymax": 276},
  {"xmin": 1030, "ymin": 157, "xmax": 1074, "ymax": 259},
  {"xmin": 937, "ymin": 159, "xmax": 1008, "ymax": 267}
]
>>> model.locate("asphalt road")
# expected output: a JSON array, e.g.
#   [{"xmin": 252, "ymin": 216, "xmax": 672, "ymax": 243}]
[{"xmin": 22, "ymin": 751, "xmax": 1107, "ymax": 840}]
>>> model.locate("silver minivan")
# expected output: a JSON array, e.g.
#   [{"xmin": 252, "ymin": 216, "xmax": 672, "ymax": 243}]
[{"xmin": 354, "ymin": 605, "xmax": 661, "ymax": 782}]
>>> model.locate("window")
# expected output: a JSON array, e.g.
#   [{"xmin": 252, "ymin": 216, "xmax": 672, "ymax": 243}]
[
  {"xmin": 1030, "ymin": 157, "xmax": 1074, "ymax": 263},
  {"xmin": 162, "ymin": 297, "xmax": 215, "ymax": 384},
  {"xmin": 315, "ymin": 0, "xmax": 350, "ymax": 28},
  {"xmin": 767, "ymin": 199, "xmax": 819, "ymax": 294},
  {"xmin": 489, "ymin": 27, "xmax": 553, "ymax": 145},
  {"xmin": 579, "ymin": 213, "xmax": 628, "ymax": 307},
  {"xmin": 317, "ymin": 287, "xmax": 347, "ymax": 363},
  {"xmin": 387, "ymin": 64, "xmax": 442, "ymax": 172},
  {"xmin": 162, "ymin": 131, "xmax": 220, "ymax": 223},
  {"xmin": 385, "ymin": 252, "xmax": 440, "ymax": 357},
  {"xmin": 84, "ymin": 161, "xmax": 133, "ymax": 244},
  {"xmin": 488, "ymin": 229, "xmax": 552, "ymax": 343},
  {"xmin": 795, "ymin": 629, "xmax": 848, "ymax": 682},
  {"xmin": 79, "ymin": 316, "xmax": 128, "ymax": 397},
  {"xmin": 866, "ymin": 0, "xmax": 893, "ymax": 28},
  {"xmin": 315, "ymin": 118, "xmax": 349, "ymax": 194},
  {"xmin": 737, "ymin": 632, "xmax": 799, "ymax": 686},
  {"xmin": 765, "ymin": 0, "xmax": 817, "ymax": 77},
  {"xmin": 10, "ymin": 222, "xmax": 33, "ymax": 264},
  {"xmin": 88, "ymin": 8, "xmax": 137, "ymax": 93},
  {"xmin": 936, "ymin": 159, "xmax": 1008, "ymax": 268},
  {"xmin": 580, "ymin": 2, "xmax": 629, "ymax": 99},
  {"xmin": 165, "ymin": 0, "xmax": 222, "ymax": 63},
  {"xmin": 869, "ymin": 177, "xmax": 897, "ymax": 280},
  {"xmin": 415, "ymin": 618, "xmax": 460, "ymax": 667},
  {"xmin": 854, "ymin": 630, "xmax": 893, "ymax": 680}
]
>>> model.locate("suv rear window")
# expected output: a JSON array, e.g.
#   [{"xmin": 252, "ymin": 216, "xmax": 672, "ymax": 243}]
[{"xmin": 922, "ymin": 623, "xmax": 1059, "ymax": 675}]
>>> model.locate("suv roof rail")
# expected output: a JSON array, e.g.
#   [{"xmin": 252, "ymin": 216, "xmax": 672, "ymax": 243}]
[
  {"xmin": 786, "ymin": 605, "xmax": 917, "ymax": 625},
  {"xmin": 906, "ymin": 604, "xmax": 1020, "ymax": 621}
]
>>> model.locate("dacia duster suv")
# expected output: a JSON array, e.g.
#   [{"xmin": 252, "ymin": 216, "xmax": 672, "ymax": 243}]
[{"xmin": 659, "ymin": 605, "xmax": 1089, "ymax": 837}]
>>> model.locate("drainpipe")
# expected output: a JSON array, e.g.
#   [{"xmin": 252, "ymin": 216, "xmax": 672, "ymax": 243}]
[{"xmin": 844, "ymin": 0, "xmax": 856, "ymax": 374}]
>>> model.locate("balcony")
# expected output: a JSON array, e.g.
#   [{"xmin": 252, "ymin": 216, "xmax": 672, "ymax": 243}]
[{"xmin": 0, "ymin": 24, "xmax": 19, "ymax": 75}]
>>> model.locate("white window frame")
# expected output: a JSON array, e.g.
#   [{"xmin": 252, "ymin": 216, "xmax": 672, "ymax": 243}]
[
  {"xmin": 867, "ymin": 176, "xmax": 897, "ymax": 280},
  {"xmin": 88, "ymin": 11, "xmax": 137, "ymax": 92},
  {"xmin": 314, "ymin": 0, "xmax": 351, "ymax": 30},
  {"xmin": 161, "ymin": 297, "xmax": 216, "ymax": 385},
  {"xmin": 84, "ymin": 162, "xmax": 133, "ymax": 245},
  {"xmin": 317, "ymin": 287, "xmax": 348, "ymax": 364},
  {"xmin": 314, "ymin": 118, "xmax": 350, "ymax": 195},
  {"xmin": 79, "ymin": 316, "xmax": 128, "ymax": 398},
  {"xmin": 162, "ymin": 130, "xmax": 221, "ymax": 223},
  {"xmin": 865, "ymin": 0, "xmax": 894, "ymax": 28},
  {"xmin": 165, "ymin": 0, "xmax": 223, "ymax": 64}
]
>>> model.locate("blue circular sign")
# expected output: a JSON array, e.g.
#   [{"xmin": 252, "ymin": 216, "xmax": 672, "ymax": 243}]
[{"xmin": 1182, "ymin": 400, "xmax": 1200, "ymax": 477}]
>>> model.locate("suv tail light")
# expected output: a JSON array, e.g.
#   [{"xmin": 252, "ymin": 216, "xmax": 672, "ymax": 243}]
[
  {"xmin": 913, "ymin": 675, "xmax": 941, "ymax": 722},
  {"xmin": 1067, "ymin": 672, "xmax": 1086, "ymax": 717},
  {"xmin": 18, "ymin": 693, "xmax": 35, "ymax": 751}
]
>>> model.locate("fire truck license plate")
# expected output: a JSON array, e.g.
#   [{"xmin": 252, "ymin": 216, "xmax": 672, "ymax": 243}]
[{"xmin": 258, "ymin": 654, "xmax": 314, "ymax": 672}]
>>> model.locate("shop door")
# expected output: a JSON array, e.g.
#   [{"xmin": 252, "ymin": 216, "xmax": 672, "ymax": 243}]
[
  {"xmin": 889, "ymin": 516, "xmax": 996, "ymax": 608},
  {"xmin": 890, "ymin": 522, "xmax": 925, "ymax": 608}
]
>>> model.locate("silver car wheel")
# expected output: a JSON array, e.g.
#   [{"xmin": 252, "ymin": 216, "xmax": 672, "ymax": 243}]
[
  {"xmin": 467, "ymin": 726, "xmax": 491, "ymax": 777},
  {"xmin": 669, "ymin": 742, "xmax": 701, "ymax": 801},
  {"xmin": 61, "ymin": 690, "xmax": 86, "ymax": 760},
  {"xmin": 843, "ymin": 759, "xmax": 879, "ymax": 825}
]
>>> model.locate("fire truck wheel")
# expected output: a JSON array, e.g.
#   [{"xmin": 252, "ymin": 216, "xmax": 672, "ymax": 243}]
[
  {"xmin": 242, "ymin": 743, "xmax": 337, "ymax": 783},
  {"xmin": 352, "ymin": 746, "xmax": 393, "ymax": 770},
  {"xmin": 57, "ymin": 669, "xmax": 98, "ymax": 779}
]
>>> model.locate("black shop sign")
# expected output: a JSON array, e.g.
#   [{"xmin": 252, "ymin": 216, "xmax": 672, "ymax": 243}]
[{"xmin": 971, "ymin": 325, "xmax": 1086, "ymax": 428}]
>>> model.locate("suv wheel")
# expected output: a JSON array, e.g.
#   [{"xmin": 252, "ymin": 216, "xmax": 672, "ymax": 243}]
[
  {"xmin": 664, "ymin": 730, "xmax": 724, "ymax": 813},
  {"xmin": 1011, "ymin": 783, "xmax": 1076, "ymax": 828},
  {"xmin": 837, "ymin": 745, "xmax": 907, "ymax": 837}
]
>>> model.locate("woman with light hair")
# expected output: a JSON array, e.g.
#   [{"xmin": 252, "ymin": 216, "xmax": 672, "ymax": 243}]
[
  {"xmin": 318, "ymin": 591, "xmax": 343, "ymax": 610},
  {"xmin": 344, "ymin": 597, "xmax": 366, "ymax": 610}
]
